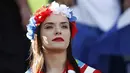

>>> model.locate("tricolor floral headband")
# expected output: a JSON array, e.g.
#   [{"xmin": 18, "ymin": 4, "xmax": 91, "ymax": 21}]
[{"xmin": 26, "ymin": 1, "xmax": 77, "ymax": 41}]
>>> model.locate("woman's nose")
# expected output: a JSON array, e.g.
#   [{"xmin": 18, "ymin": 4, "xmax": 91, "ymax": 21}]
[
  {"xmin": 55, "ymin": 27, "xmax": 62, "ymax": 35},
  {"xmin": 55, "ymin": 32, "xmax": 61, "ymax": 35}
]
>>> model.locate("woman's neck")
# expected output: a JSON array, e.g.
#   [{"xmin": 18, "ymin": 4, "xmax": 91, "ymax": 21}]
[{"xmin": 44, "ymin": 51, "xmax": 67, "ymax": 73}]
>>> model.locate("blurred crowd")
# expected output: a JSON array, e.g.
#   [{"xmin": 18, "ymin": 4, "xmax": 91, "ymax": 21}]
[{"xmin": 0, "ymin": 0, "xmax": 130, "ymax": 73}]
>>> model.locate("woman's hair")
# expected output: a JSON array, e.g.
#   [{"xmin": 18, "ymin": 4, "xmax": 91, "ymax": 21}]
[
  {"xmin": 29, "ymin": 22, "xmax": 80, "ymax": 73},
  {"xmin": 49, "ymin": 0, "xmax": 77, "ymax": 7},
  {"xmin": 120, "ymin": 0, "xmax": 124, "ymax": 13}
]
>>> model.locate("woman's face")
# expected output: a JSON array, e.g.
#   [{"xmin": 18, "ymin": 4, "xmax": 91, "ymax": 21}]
[{"xmin": 40, "ymin": 14, "xmax": 70, "ymax": 52}]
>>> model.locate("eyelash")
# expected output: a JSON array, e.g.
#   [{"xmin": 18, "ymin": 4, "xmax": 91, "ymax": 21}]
[
  {"xmin": 44, "ymin": 25, "xmax": 68, "ymax": 29},
  {"xmin": 45, "ymin": 26, "xmax": 53, "ymax": 29},
  {"xmin": 62, "ymin": 25, "xmax": 68, "ymax": 29}
]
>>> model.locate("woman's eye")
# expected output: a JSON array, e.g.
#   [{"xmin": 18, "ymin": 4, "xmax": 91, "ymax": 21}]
[
  {"xmin": 62, "ymin": 25, "xmax": 68, "ymax": 29},
  {"xmin": 45, "ymin": 26, "xmax": 53, "ymax": 29}
]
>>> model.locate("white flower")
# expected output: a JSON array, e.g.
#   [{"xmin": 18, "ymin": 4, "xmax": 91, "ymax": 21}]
[
  {"xmin": 49, "ymin": 1, "xmax": 60, "ymax": 14},
  {"xmin": 68, "ymin": 70, "xmax": 76, "ymax": 73},
  {"xmin": 26, "ymin": 32, "xmax": 33, "ymax": 40},
  {"xmin": 59, "ymin": 4, "xmax": 71, "ymax": 18},
  {"xmin": 49, "ymin": 1, "xmax": 72, "ymax": 18}
]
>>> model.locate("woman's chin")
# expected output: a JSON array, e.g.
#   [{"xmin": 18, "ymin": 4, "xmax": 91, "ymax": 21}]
[
  {"xmin": 47, "ymin": 48, "xmax": 66, "ymax": 53},
  {"xmin": 46, "ymin": 45, "xmax": 67, "ymax": 53},
  {"xmin": 52, "ymin": 43, "xmax": 68, "ymax": 48}
]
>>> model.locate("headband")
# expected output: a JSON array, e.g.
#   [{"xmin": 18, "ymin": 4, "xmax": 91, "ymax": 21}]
[{"xmin": 26, "ymin": 1, "xmax": 77, "ymax": 41}]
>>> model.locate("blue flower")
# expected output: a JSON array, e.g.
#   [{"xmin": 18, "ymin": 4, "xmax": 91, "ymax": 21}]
[
  {"xmin": 29, "ymin": 16, "xmax": 36, "ymax": 26},
  {"xmin": 69, "ymin": 16, "xmax": 77, "ymax": 22},
  {"xmin": 26, "ymin": 17, "xmax": 37, "ymax": 40},
  {"xmin": 69, "ymin": 11, "xmax": 77, "ymax": 22}
]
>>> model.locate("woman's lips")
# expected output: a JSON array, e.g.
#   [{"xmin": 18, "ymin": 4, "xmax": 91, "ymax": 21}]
[{"xmin": 52, "ymin": 37, "xmax": 64, "ymax": 42}]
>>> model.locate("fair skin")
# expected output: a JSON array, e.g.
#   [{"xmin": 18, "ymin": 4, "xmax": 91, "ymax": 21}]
[{"xmin": 40, "ymin": 14, "xmax": 71, "ymax": 73}]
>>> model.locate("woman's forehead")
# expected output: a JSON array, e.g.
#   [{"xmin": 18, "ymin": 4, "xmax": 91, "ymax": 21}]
[{"xmin": 44, "ymin": 14, "xmax": 69, "ymax": 23}]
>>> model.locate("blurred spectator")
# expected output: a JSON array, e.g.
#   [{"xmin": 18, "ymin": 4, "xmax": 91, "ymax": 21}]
[
  {"xmin": 0, "ymin": 0, "xmax": 30, "ymax": 73},
  {"xmin": 72, "ymin": 0, "xmax": 121, "ymax": 32},
  {"xmin": 71, "ymin": 0, "xmax": 130, "ymax": 73}
]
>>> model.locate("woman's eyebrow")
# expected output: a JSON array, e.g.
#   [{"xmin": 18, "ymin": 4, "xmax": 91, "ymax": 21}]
[
  {"xmin": 44, "ymin": 21, "xmax": 69, "ymax": 26},
  {"xmin": 44, "ymin": 22, "xmax": 54, "ymax": 26},
  {"xmin": 60, "ymin": 22, "xmax": 69, "ymax": 24}
]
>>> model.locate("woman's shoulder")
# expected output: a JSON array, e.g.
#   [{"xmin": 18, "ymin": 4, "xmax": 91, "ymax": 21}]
[{"xmin": 75, "ymin": 59, "xmax": 101, "ymax": 73}]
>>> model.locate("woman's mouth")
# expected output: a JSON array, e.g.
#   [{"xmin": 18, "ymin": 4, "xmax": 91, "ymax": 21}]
[{"xmin": 52, "ymin": 37, "xmax": 64, "ymax": 42}]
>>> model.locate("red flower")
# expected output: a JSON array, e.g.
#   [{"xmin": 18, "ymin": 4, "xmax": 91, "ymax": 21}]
[
  {"xmin": 70, "ymin": 22, "xmax": 77, "ymax": 38},
  {"xmin": 34, "ymin": 7, "xmax": 52, "ymax": 26}
]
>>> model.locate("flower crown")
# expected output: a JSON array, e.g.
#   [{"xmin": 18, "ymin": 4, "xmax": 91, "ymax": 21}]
[{"xmin": 26, "ymin": 1, "xmax": 77, "ymax": 41}]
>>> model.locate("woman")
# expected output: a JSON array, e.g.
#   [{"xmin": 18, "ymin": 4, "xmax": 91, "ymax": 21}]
[{"xmin": 25, "ymin": 1, "xmax": 101, "ymax": 73}]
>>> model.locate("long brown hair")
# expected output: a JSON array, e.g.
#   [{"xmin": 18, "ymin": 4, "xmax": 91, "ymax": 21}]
[{"xmin": 29, "ymin": 22, "xmax": 80, "ymax": 73}]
